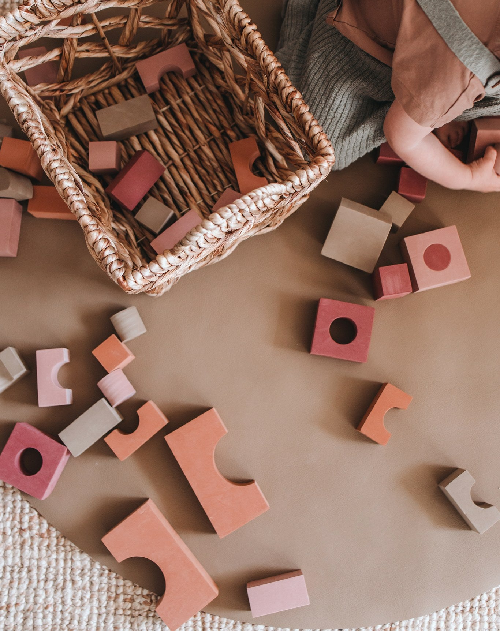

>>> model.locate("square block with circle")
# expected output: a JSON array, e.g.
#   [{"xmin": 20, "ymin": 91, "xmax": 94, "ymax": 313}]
[
  {"xmin": 92, "ymin": 334, "xmax": 135, "ymax": 373},
  {"xmin": 400, "ymin": 226, "xmax": 471, "ymax": 292},
  {"xmin": 310, "ymin": 298, "xmax": 375, "ymax": 363}
]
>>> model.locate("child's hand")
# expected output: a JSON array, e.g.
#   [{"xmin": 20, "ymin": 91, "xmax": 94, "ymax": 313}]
[{"xmin": 467, "ymin": 146, "xmax": 500, "ymax": 193}]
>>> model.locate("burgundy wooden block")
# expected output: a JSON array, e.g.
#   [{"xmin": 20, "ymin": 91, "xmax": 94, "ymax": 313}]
[
  {"xmin": 106, "ymin": 150, "xmax": 165, "ymax": 212},
  {"xmin": 89, "ymin": 141, "xmax": 121, "ymax": 175},
  {"xmin": 18, "ymin": 47, "xmax": 58, "ymax": 86},
  {"xmin": 373, "ymin": 264, "xmax": 413, "ymax": 300},
  {"xmin": 0, "ymin": 422, "xmax": 70, "ymax": 500},
  {"xmin": 136, "ymin": 43, "xmax": 196, "ymax": 94},
  {"xmin": 450, "ymin": 148, "xmax": 465, "ymax": 162},
  {"xmin": 0, "ymin": 199, "xmax": 22, "ymax": 257},
  {"xmin": 467, "ymin": 117, "xmax": 500, "ymax": 163},
  {"xmin": 150, "ymin": 209, "xmax": 201, "ymax": 254},
  {"xmin": 229, "ymin": 138, "xmax": 268, "ymax": 194},
  {"xmin": 310, "ymin": 298, "xmax": 375, "ymax": 363},
  {"xmin": 212, "ymin": 188, "xmax": 242, "ymax": 212},
  {"xmin": 376, "ymin": 142, "xmax": 405, "ymax": 166},
  {"xmin": 398, "ymin": 167, "xmax": 427, "ymax": 203}
]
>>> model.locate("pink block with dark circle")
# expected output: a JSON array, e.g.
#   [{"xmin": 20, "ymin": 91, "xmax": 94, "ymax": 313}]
[
  {"xmin": 136, "ymin": 43, "xmax": 196, "ymax": 94},
  {"xmin": 36, "ymin": 348, "xmax": 72, "ymax": 408},
  {"xmin": 0, "ymin": 199, "xmax": 22, "ymax": 257},
  {"xmin": 150, "ymin": 209, "xmax": 201, "ymax": 254},
  {"xmin": 247, "ymin": 571, "xmax": 310, "ymax": 618},
  {"xmin": 400, "ymin": 225, "xmax": 471, "ymax": 292},
  {"xmin": 0, "ymin": 422, "xmax": 70, "ymax": 500},
  {"xmin": 376, "ymin": 143, "xmax": 405, "ymax": 166},
  {"xmin": 97, "ymin": 369, "xmax": 136, "ymax": 407},
  {"xmin": 373, "ymin": 264, "xmax": 413, "ymax": 301},
  {"xmin": 398, "ymin": 167, "xmax": 427, "ymax": 203},
  {"xmin": 310, "ymin": 298, "xmax": 375, "ymax": 363},
  {"xmin": 89, "ymin": 141, "xmax": 121, "ymax": 175},
  {"xmin": 229, "ymin": 138, "xmax": 268, "ymax": 195},
  {"xmin": 106, "ymin": 150, "xmax": 165, "ymax": 212},
  {"xmin": 18, "ymin": 47, "xmax": 58, "ymax": 86},
  {"xmin": 212, "ymin": 188, "xmax": 242, "ymax": 212}
]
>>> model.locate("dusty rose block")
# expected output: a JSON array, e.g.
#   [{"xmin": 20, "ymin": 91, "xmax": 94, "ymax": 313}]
[
  {"xmin": 397, "ymin": 167, "xmax": 427, "ymax": 204},
  {"xmin": 18, "ymin": 46, "xmax": 58, "ymax": 86},
  {"xmin": 36, "ymin": 348, "xmax": 72, "ymax": 408},
  {"xmin": 372, "ymin": 264, "xmax": 413, "ymax": 300},
  {"xmin": 89, "ymin": 141, "xmax": 121, "ymax": 175},
  {"xmin": 136, "ymin": 43, "xmax": 196, "ymax": 93},
  {"xmin": 97, "ymin": 369, "xmax": 136, "ymax": 407},
  {"xmin": 106, "ymin": 150, "xmax": 165, "ymax": 212},
  {"xmin": 212, "ymin": 188, "xmax": 242, "ymax": 212},
  {"xmin": 247, "ymin": 571, "xmax": 310, "ymax": 618},
  {"xmin": 150, "ymin": 209, "xmax": 201, "ymax": 254},
  {"xmin": 376, "ymin": 142, "xmax": 404, "ymax": 166},
  {"xmin": 0, "ymin": 199, "xmax": 22, "ymax": 257}
]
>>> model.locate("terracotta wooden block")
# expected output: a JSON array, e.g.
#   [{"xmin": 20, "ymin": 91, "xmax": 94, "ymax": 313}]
[
  {"xmin": 0, "ymin": 199, "xmax": 22, "ymax": 257},
  {"xmin": 0, "ymin": 137, "xmax": 44, "ymax": 181},
  {"xmin": 102, "ymin": 499, "xmax": 218, "ymax": 630},
  {"xmin": 247, "ymin": 570, "xmax": 310, "ymax": 618},
  {"xmin": 18, "ymin": 47, "xmax": 58, "ymax": 87},
  {"xmin": 165, "ymin": 408, "xmax": 270, "ymax": 538},
  {"xmin": 135, "ymin": 197, "xmax": 175, "ymax": 234},
  {"xmin": 0, "ymin": 347, "xmax": 29, "ymax": 394},
  {"xmin": 373, "ymin": 264, "xmax": 413, "ymax": 301},
  {"xmin": 97, "ymin": 369, "xmax": 136, "ymax": 407},
  {"xmin": 96, "ymin": 95, "xmax": 158, "ymax": 141},
  {"xmin": 212, "ymin": 188, "xmax": 242, "ymax": 212},
  {"xmin": 0, "ymin": 167, "xmax": 33, "ymax": 201},
  {"xmin": 357, "ymin": 383, "xmax": 413, "ymax": 445},
  {"xmin": 467, "ymin": 116, "xmax": 500, "ymax": 163},
  {"xmin": 36, "ymin": 348, "xmax": 72, "ymax": 408},
  {"xmin": 136, "ymin": 43, "xmax": 196, "ymax": 94},
  {"xmin": 88, "ymin": 141, "xmax": 121, "ymax": 175},
  {"xmin": 0, "ymin": 422, "xmax": 70, "ymax": 500},
  {"xmin": 105, "ymin": 401, "xmax": 168, "ymax": 461},
  {"xmin": 400, "ymin": 225, "xmax": 471, "ymax": 292},
  {"xmin": 229, "ymin": 138, "xmax": 268, "ymax": 195},
  {"xmin": 376, "ymin": 142, "xmax": 405, "ymax": 166},
  {"xmin": 150, "ymin": 209, "xmax": 201, "ymax": 254},
  {"xmin": 106, "ymin": 150, "xmax": 165, "ymax": 212},
  {"xmin": 27, "ymin": 186, "xmax": 76, "ymax": 220},
  {"xmin": 398, "ymin": 167, "xmax": 427, "ymax": 203},
  {"xmin": 110, "ymin": 306, "xmax": 146, "ymax": 343},
  {"xmin": 380, "ymin": 191, "xmax": 415, "ymax": 231},
  {"xmin": 310, "ymin": 298, "xmax": 375, "ymax": 363},
  {"xmin": 439, "ymin": 469, "xmax": 500, "ymax": 534},
  {"xmin": 59, "ymin": 398, "xmax": 123, "ymax": 457},
  {"xmin": 321, "ymin": 198, "xmax": 392, "ymax": 273},
  {"xmin": 92, "ymin": 334, "xmax": 135, "ymax": 373}
]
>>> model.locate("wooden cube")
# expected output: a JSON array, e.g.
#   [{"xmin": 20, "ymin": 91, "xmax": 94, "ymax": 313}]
[
  {"xmin": 0, "ymin": 199, "xmax": 22, "ymax": 257},
  {"xmin": 0, "ymin": 137, "xmax": 44, "ymax": 181},
  {"xmin": 467, "ymin": 117, "xmax": 500, "ymax": 163},
  {"xmin": 372, "ymin": 264, "xmax": 412, "ymax": 300},
  {"xmin": 96, "ymin": 95, "xmax": 158, "ymax": 141},
  {"xmin": 27, "ymin": 186, "xmax": 76, "ymax": 220},
  {"xmin": 92, "ymin": 335, "xmax": 135, "ymax": 373},
  {"xmin": 397, "ymin": 167, "xmax": 427, "ymax": 204},
  {"xmin": 88, "ymin": 141, "xmax": 121, "ymax": 175},
  {"xmin": 135, "ymin": 197, "xmax": 175, "ymax": 234},
  {"xmin": 376, "ymin": 142, "xmax": 405, "ymax": 166},
  {"xmin": 380, "ymin": 191, "xmax": 415, "ymax": 231}
]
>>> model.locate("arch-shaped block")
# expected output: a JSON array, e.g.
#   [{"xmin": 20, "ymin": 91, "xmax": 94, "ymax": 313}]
[
  {"xmin": 36, "ymin": 348, "xmax": 72, "ymax": 408},
  {"xmin": 439, "ymin": 469, "xmax": 500, "ymax": 534},
  {"xmin": 105, "ymin": 401, "xmax": 168, "ymax": 461},
  {"xmin": 357, "ymin": 383, "xmax": 412, "ymax": 445},
  {"xmin": 101, "ymin": 499, "xmax": 218, "ymax": 630},
  {"xmin": 229, "ymin": 138, "xmax": 268, "ymax": 195},
  {"xmin": 136, "ymin": 43, "xmax": 196, "ymax": 94},
  {"xmin": 165, "ymin": 408, "xmax": 269, "ymax": 538}
]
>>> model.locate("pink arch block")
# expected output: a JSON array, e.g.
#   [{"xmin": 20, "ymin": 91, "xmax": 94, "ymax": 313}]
[
  {"xmin": 36, "ymin": 348, "xmax": 72, "ymax": 408},
  {"xmin": 136, "ymin": 43, "xmax": 196, "ymax": 94},
  {"xmin": 229, "ymin": 138, "xmax": 268, "ymax": 195}
]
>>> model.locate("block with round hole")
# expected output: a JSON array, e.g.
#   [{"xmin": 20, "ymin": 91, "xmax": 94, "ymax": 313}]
[
  {"xmin": 36, "ymin": 348, "xmax": 72, "ymax": 407},
  {"xmin": 356, "ymin": 383, "xmax": 413, "ymax": 445}
]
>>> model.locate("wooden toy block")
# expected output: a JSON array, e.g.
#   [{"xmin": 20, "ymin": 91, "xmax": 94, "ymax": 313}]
[
  {"xmin": 321, "ymin": 198, "xmax": 392, "ymax": 273},
  {"xmin": 27, "ymin": 186, "xmax": 76, "ymax": 220},
  {"xmin": 88, "ymin": 141, "xmax": 121, "ymax": 175},
  {"xmin": 494, "ymin": 143, "xmax": 500, "ymax": 174},
  {"xmin": 0, "ymin": 137, "xmax": 44, "ymax": 181},
  {"xmin": 450, "ymin": 148, "xmax": 465, "ymax": 162},
  {"xmin": 0, "ymin": 347, "xmax": 29, "ymax": 394},
  {"xmin": 380, "ymin": 191, "xmax": 415, "ymax": 231},
  {"xmin": 212, "ymin": 188, "xmax": 242, "ymax": 212},
  {"xmin": 247, "ymin": 570, "xmax": 310, "ymax": 618},
  {"xmin": 18, "ymin": 47, "xmax": 58, "ymax": 86},
  {"xmin": 165, "ymin": 408, "xmax": 270, "ymax": 538},
  {"xmin": 110, "ymin": 306, "xmax": 146, "ymax": 343},
  {"xmin": 59, "ymin": 398, "xmax": 123, "ymax": 457},
  {"xmin": 92, "ymin": 334, "xmax": 135, "ymax": 373},
  {"xmin": 96, "ymin": 95, "xmax": 158, "ymax": 141},
  {"xmin": 467, "ymin": 116, "xmax": 500, "ymax": 163},
  {"xmin": 150, "ymin": 209, "xmax": 201, "ymax": 254},
  {"xmin": 97, "ymin": 369, "xmax": 136, "ymax": 407},
  {"xmin": 398, "ymin": 167, "xmax": 427, "ymax": 203},
  {"xmin": 134, "ymin": 197, "xmax": 175, "ymax": 234},
  {"xmin": 36, "ymin": 348, "xmax": 72, "ymax": 408},
  {"xmin": 310, "ymin": 298, "xmax": 375, "ymax": 363},
  {"xmin": 229, "ymin": 138, "xmax": 268, "ymax": 195},
  {"xmin": 0, "ymin": 199, "xmax": 22, "ymax": 257},
  {"xmin": 400, "ymin": 225, "xmax": 471, "ymax": 292},
  {"xmin": 373, "ymin": 264, "xmax": 412, "ymax": 301},
  {"xmin": 0, "ymin": 167, "xmax": 33, "ymax": 201},
  {"xmin": 105, "ymin": 401, "xmax": 168, "ymax": 461},
  {"xmin": 0, "ymin": 423, "xmax": 70, "ymax": 500},
  {"xmin": 106, "ymin": 150, "xmax": 165, "ymax": 212},
  {"xmin": 376, "ymin": 142, "xmax": 405, "ymax": 166},
  {"xmin": 357, "ymin": 383, "xmax": 413, "ymax": 445},
  {"xmin": 136, "ymin": 43, "xmax": 196, "ymax": 94},
  {"xmin": 439, "ymin": 469, "xmax": 500, "ymax": 534}
]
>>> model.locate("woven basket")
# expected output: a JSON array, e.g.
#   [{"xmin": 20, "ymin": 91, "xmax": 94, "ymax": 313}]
[{"xmin": 0, "ymin": 0, "xmax": 334, "ymax": 295}]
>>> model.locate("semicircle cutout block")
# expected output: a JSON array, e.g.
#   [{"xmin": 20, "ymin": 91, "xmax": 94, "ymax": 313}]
[
  {"xmin": 357, "ymin": 383, "xmax": 412, "ymax": 445},
  {"xmin": 229, "ymin": 138, "xmax": 268, "ymax": 195},
  {"xmin": 136, "ymin": 43, "xmax": 196, "ymax": 93},
  {"xmin": 36, "ymin": 348, "xmax": 72, "ymax": 407},
  {"xmin": 165, "ymin": 408, "xmax": 269, "ymax": 538}
]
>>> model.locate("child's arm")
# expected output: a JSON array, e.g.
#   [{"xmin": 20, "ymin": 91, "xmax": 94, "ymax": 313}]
[{"xmin": 383, "ymin": 100, "xmax": 500, "ymax": 193}]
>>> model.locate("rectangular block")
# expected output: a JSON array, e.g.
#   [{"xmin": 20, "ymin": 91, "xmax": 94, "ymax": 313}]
[
  {"xmin": 135, "ymin": 197, "xmax": 175, "ymax": 234},
  {"xmin": 0, "ymin": 137, "xmax": 44, "ymax": 181},
  {"xmin": 380, "ymin": 191, "xmax": 415, "ymax": 231},
  {"xmin": 36, "ymin": 348, "xmax": 72, "ymax": 407},
  {"xmin": 0, "ymin": 199, "xmax": 22, "ymax": 257},
  {"xmin": 27, "ymin": 186, "xmax": 76, "ymax": 220},
  {"xmin": 376, "ymin": 142, "xmax": 405, "ymax": 166},
  {"xmin": 96, "ymin": 95, "xmax": 158, "ymax": 141},
  {"xmin": 88, "ymin": 141, "xmax": 121, "ymax": 175},
  {"xmin": 0, "ymin": 347, "xmax": 29, "ymax": 393},
  {"xmin": 212, "ymin": 188, "xmax": 242, "ymax": 212},
  {"xmin": 247, "ymin": 571, "xmax": 310, "ymax": 618},
  {"xmin": 0, "ymin": 167, "xmax": 33, "ymax": 201},
  {"xmin": 467, "ymin": 116, "xmax": 500, "ymax": 163},
  {"xmin": 398, "ymin": 167, "xmax": 427, "ymax": 204},
  {"xmin": 92, "ymin": 334, "xmax": 135, "ymax": 373},
  {"xmin": 150, "ymin": 209, "xmax": 201, "ymax": 254},
  {"xmin": 18, "ymin": 47, "xmax": 58, "ymax": 86},
  {"xmin": 321, "ymin": 198, "xmax": 392, "ymax": 273},
  {"xmin": 373, "ymin": 264, "xmax": 413, "ymax": 300},
  {"xmin": 106, "ymin": 150, "xmax": 165, "ymax": 212}
]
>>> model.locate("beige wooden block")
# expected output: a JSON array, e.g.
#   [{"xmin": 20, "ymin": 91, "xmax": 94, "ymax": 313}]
[
  {"xmin": 135, "ymin": 198, "xmax": 175, "ymax": 234},
  {"xmin": 110, "ymin": 306, "xmax": 146, "ymax": 343},
  {"xmin": 0, "ymin": 167, "xmax": 33, "ymax": 201},
  {"xmin": 380, "ymin": 191, "xmax": 415, "ymax": 231},
  {"xmin": 96, "ymin": 95, "xmax": 158, "ymax": 141},
  {"xmin": 0, "ymin": 347, "xmax": 29, "ymax": 393},
  {"xmin": 321, "ymin": 198, "xmax": 392, "ymax": 273}
]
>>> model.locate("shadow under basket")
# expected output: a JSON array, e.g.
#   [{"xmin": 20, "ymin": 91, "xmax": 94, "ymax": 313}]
[{"xmin": 0, "ymin": 0, "xmax": 334, "ymax": 295}]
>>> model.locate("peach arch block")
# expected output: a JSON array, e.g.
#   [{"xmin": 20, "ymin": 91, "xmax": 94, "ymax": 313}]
[
  {"xmin": 229, "ymin": 138, "xmax": 268, "ymax": 195},
  {"xmin": 136, "ymin": 43, "xmax": 196, "ymax": 93},
  {"xmin": 36, "ymin": 348, "xmax": 72, "ymax": 408},
  {"xmin": 357, "ymin": 383, "xmax": 413, "ymax": 445},
  {"xmin": 165, "ymin": 408, "xmax": 269, "ymax": 538},
  {"xmin": 101, "ymin": 499, "xmax": 218, "ymax": 630}
]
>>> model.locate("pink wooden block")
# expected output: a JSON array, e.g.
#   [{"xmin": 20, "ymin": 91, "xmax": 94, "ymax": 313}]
[
  {"xmin": 212, "ymin": 188, "xmax": 242, "ymax": 212},
  {"xmin": 18, "ymin": 47, "xmax": 58, "ymax": 86},
  {"xmin": 97, "ymin": 369, "xmax": 136, "ymax": 407},
  {"xmin": 106, "ymin": 150, "xmax": 165, "ymax": 212},
  {"xmin": 494, "ymin": 143, "xmax": 500, "ymax": 174},
  {"xmin": 398, "ymin": 167, "xmax": 427, "ymax": 203},
  {"xmin": 150, "ymin": 209, "xmax": 201, "ymax": 254},
  {"xmin": 400, "ymin": 225, "xmax": 471, "ymax": 292},
  {"xmin": 0, "ymin": 198, "xmax": 22, "ymax": 257},
  {"xmin": 36, "ymin": 348, "xmax": 72, "ymax": 408},
  {"xmin": 136, "ymin": 43, "xmax": 196, "ymax": 93},
  {"xmin": 229, "ymin": 138, "xmax": 268, "ymax": 194},
  {"xmin": 89, "ymin": 141, "xmax": 121, "ymax": 175},
  {"xmin": 376, "ymin": 142, "xmax": 405, "ymax": 166},
  {"xmin": 0, "ymin": 422, "xmax": 70, "ymax": 499},
  {"xmin": 247, "ymin": 571, "xmax": 310, "ymax": 618},
  {"xmin": 467, "ymin": 117, "xmax": 500, "ymax": 162},
  {"xmin": 372, "ymin": 264, "xmax": 413, "ymax": 300}
]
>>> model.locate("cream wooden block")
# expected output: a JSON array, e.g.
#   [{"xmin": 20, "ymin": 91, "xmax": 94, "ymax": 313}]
[
  {"xmin": 0, "ymin": 167, "xmax": 33, "ymax": 201},
  {"xmin": 0, "ymin": 347, "xmax": 29, "ymax": 394},
  {"xmin": 110, "ymin": 306, "xmax": 146, "ymax": 343},
  {"xmin": 321, "ymin": 198, "xmax": 392, "ymax": 273},
  {"xmin": 96, "ymin": 95, "xmax": 158, "ymax": 141},
  {"xmin": 380, "ymin": 191, "xmax": 415, "ymax": 231},
  {"xmin": 135, "ymin": 198, "xmax": 175, "ymax": 235}
]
